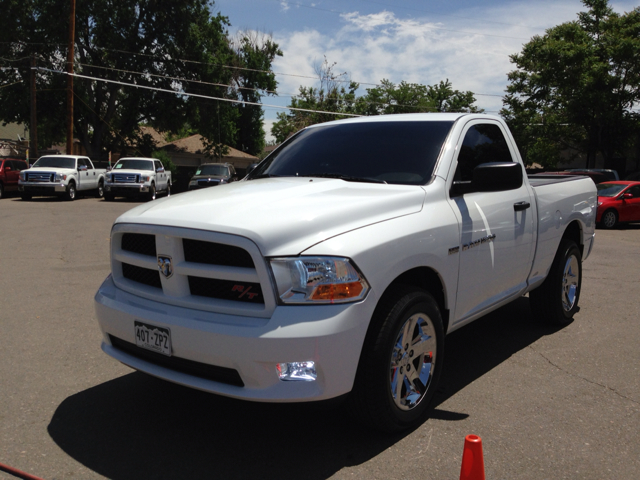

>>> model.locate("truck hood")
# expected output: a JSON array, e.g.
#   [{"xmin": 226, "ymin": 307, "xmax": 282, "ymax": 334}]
[
  {"xmin": 109, "ymin": 169, "xmax": 154, "ymax": 175},
  {"xmin": 116, "ymin": 177, "xmax": 426, "ymax": 256},
  {"xmin": 28, "ymin": 166, "xmax": 75, "ymax": 173}
]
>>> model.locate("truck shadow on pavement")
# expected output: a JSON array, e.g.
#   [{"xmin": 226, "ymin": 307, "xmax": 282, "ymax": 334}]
[{"xmin": 48, "ymin": 297, "xmax": 565, "ymax": 480}]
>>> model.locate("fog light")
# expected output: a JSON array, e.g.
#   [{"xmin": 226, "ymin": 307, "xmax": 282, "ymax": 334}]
[{"xmin": 276, "ymin": 361, "xmax": 317, "ymax": 381}]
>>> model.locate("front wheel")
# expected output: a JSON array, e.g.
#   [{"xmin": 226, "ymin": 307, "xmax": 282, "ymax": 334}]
[
  {"xmin": 64, "ymin": 182, "xmax": 76, "ymax": 201},
  {"xmin": 147, "ymin": 183, "xmax": 156, "ymax": 201},
  {"xmin": 600, "ymin": 209, "xmax": 618, "ymax": 229},
  {"xmin": 529, "ymin": 239, "xmax": 582, "ymax": 325},
  {"xmin": 166, "ymin": 183, "xmax": 171, "ymax": 197},
  {"xmin": 349, "ymin": 286, "xmax": 444, "ymax": 432},
  {"xmin": 95, "ymin": 180, "xmax": 104, "ymax": 198}
]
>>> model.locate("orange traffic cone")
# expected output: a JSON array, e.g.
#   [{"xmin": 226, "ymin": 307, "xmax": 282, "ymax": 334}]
[{"xmin": 459, "ymin": 434, "xmax": 486, "ymax": 480}]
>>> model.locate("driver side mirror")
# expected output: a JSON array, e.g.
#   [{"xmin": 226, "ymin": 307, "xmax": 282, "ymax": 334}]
[
  {"xmin": 156, "ymin": 167, "xmax": 165, "ymax": 173},
  {"xmin": 622, "ymin": 193, "xmax": 633, "ymax": 200},
  {"xmin": 451, "ymin": 162, "xmax": 523, "ymax": 196},
  {"xmin": 78, "ymin": 165, "xmax": 88, "ymax": 172},
  {"xmin": 4, "ymin": 166, "xmax": 11, "ymax": 172}
]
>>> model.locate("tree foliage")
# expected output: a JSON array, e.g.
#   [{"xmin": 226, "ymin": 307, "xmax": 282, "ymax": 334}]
[
  {"xmin": 271, "ymin": 59, "xmax": 481, "ymax": 144},
  {"xmin": 502, "ymin": 0, "xmax": 640, "ymax": 168},
  {"xmin": 0, "ymin": 0, "xmax": 279, "ymax": 159}
]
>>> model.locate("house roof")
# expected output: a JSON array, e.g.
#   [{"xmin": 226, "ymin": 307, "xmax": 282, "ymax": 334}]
[
  {"xmin": 0, "ymin": 122, "xmax": 29, "ymax": 142},
  {"xmin": 162, "ymin": 134, "xmax": 257, "ymax": 159}
]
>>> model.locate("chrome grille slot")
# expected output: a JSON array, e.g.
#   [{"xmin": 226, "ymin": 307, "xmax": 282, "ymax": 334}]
[
  {"xmin": 122, "ymin": 233, "xmax": 156, "ymax": 256},
  {"xmin": 183, "ymin": 239, "xmax": 254, "ymax": 268},
  {"xmin": 122, "ymin": 263, "xmax": 161, "ymax": 289},
  {"xmin": 188, "ymin": 276, "xmax": 263, "ymax": 304},
  {"xmin": 26, "ymin": 172, "xmax": 55, "ymax": 182}
]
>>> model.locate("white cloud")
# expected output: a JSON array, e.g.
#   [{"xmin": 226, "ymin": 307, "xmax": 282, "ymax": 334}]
[
  {"xmin": 280, "ymin": 1, "xmax": 289, "ymax": 12},
  {"xmin": 264, "ymin": 0, "xmax": 639, "ymax": 137}
]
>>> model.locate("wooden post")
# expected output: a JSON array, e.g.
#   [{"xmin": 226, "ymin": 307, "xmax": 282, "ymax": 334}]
[
  {"xmin": 30, "ymin": 55, "xmax": 38, "ymax": 159},
  {"xmin": 66, "ymin": 0, "xmax": 76, "ymax": 155}
]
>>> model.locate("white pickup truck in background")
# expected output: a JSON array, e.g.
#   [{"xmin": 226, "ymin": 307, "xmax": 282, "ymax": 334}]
[
  {"xmin": 18, "ymin": 155, "xmax": 106, "ymax": 201},
  {"xmin": 104, "ymin": 157, "xmax": 171, "ymax": 201},
  {"xmin": 94, "ymin": 113, "xmax": 597, "ymax": 432}
]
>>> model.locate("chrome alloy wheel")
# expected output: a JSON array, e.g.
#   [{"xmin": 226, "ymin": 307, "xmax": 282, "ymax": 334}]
[
  {"xmin": 389, "ymin": 313, "xmax": 437, "ymax": 411},
  {"xmin": 562, "ymin": 254, "xmax": 580, "ymax": 312}
]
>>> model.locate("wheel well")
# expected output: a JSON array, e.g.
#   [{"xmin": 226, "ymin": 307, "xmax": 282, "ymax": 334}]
[
  {"xmin": 562, "ymin": 220, "xmax": 583, "ymax": 256},
  {"xmin": 382, "ymin": 267, "xmax": 449, "ymax": 332}
]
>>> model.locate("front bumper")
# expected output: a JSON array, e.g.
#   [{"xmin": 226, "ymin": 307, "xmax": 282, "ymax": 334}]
[
  {"xmin": 105, "ymin": 183, "xmax": 150, "ymax": 196},
  {"xmin": 94, "ymin": 275, "xmax": 374, "ymax": 402},
  {"xmin": 19, "ymin": 182, "xmax": 67, "ymax": 194}
]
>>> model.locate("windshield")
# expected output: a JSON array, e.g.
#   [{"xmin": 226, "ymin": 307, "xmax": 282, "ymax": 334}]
[
  {"xmin": 597, "ymin": 183, "xmax": 627, "ymax": 197},
  {"xmin": 249, "ymin": 120, "xmax": 454, "ymax": 185},
  {"xmin": 196, "ymin": 165, "xmax": 229, "ymax": 176},
  {"xmin": 114, "ymin": 159, "xmax": 154, "ymax": 171},
  {"xmin": 33, "ymin": 156, "xmax": 76, "ymax": 169}
]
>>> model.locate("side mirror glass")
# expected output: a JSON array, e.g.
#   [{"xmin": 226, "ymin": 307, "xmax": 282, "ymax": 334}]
[
  {"xmin": 5, "ymin": 166, "xmax": 11, "ymax": 172},
  {"xmin": 451, "ymin": 162, "xmax": 523, "ymax": 195},
  {"xmin": 78, "ymin": 165, "xmax": 88, "ymax": 171}
]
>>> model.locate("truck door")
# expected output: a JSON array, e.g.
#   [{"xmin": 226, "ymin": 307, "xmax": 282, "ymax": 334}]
[
  {"xmin": 448, "ymin": 120, "xmax": 535, "ymax": 323},
  {"xmin": 154, "ymin": 160, "xmax": 166, "ymax": 191},
  {"xmin": 77, "ymin": 158, "xmax": 91, "ymax": 190}
]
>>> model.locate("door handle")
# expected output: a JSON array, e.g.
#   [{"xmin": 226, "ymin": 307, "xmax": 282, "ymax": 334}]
[{"xmin": 514, "ymin": 201, "xmax": 530, "ymax": 211}]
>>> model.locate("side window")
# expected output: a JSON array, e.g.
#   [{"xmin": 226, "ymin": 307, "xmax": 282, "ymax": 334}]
[
  {"xmin": 77, "ymin": 158, "xmax": 87, "ymax": 169},
  {"xmin": 454, "ymin": 124, "xmax": 514, "ymax": 182},
  {"xmin": 84, "ymin": 158, "xmax": 93, "ymax": 169},
  {"xmin": 154, "ymin": 160, "xmax": 163, "ymax": 171},
  {"xmin": 14, "ymin": 161, "xmax": 26, "ymax": 171},
  {"xmin": 628, "ymin": 186, "xmax": 640, "ymax": 198}
]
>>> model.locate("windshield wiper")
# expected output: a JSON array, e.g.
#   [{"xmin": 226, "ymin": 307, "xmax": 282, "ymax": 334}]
[{"xmin": 299, "ymin": 173, "xmax": 387, "ymax": 184}]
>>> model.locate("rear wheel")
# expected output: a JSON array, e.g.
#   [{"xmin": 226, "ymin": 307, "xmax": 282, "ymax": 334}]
[
  {"xmin": 0, "ymin": 183, "xmax": 4, "ymax": 199},
  {"xmin": 166, "ymin": 183, "xmax": 171, "ymax": 197},
  {"xmin": 349, "ymin": 286, "xmax": 444, "ymax": 432},
  {"xmin": 529, "ymin": 239, "xmax": 582, "ymax": 325},
  {"xmin": 95, "ymin": 180, "xmax": 104, "ymax": 198},
  {"xmin": 600, "ymin": 209, "xmax": 618, "ymax": 229}
]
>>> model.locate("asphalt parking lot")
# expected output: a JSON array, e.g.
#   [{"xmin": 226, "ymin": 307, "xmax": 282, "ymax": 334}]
[{"xmin": 1, "ymin": 193, "xmax": 639, "ymax": 480}]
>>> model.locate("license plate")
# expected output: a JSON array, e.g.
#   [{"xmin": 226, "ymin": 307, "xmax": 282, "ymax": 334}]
[{"xmin": 134, "ymin": 321, "xmax": 172, "ymax": 356}]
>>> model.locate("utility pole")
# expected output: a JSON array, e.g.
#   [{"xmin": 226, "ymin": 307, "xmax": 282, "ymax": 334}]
[
  {"xmin": 30, "ymin": 55, "xmax": 38, "ymax": 160},
  {"xmin": 66, "ymin": 0, "xmax": 76, "ymax": 155}
]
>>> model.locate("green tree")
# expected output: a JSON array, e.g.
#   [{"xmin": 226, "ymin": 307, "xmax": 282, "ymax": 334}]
[
  {"xmin": 0, "ymin": 0, "xmax": 279, "ymax": 160},
  {"xmin": 502, "ymin": 0, "xmax": 640, "ymax": 168},
  {"xmin": 271, "ymin": 59, "xmax": 481, "ymax": 143}
]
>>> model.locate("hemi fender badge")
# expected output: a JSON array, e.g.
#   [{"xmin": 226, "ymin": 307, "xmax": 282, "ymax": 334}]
[{"xmin": 448, "ymin": 247, "xmax": 460, "ymax": 255}]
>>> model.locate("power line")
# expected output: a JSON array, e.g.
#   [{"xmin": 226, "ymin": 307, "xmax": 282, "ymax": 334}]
[{"xmin": 35, "ymin": 67, "xmax": 363, "ymax": 117}]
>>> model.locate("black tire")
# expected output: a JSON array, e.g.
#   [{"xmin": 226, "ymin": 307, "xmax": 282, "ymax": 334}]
[
  {"xmin": 104, "ymin": 193, "xmax": 114, "ymax": 202},
  {"xmin": 21, "ymin": 193, "xmax": 32, "ymax": 201},
  {"xmin": 349, "ymin": 286, "xmax": 444, "ymax": 432},
  {"xmin": 529, "ymin": 239, "xmax": 582, "ymax": 325},
  {"xmin": 0, "ymin": 182, "xmax": 4, "ymax": 199},
  {"xmin": 64, "ymin": 182, "xmax": 76, "ymax": 201},
  {"xmin": 600, "ymin": 209, "xmax": 618, "ymax": 229},
  {"xmin": 95, "ymin": 180, "xmax": 104, "ymax": 198},
  {"xmin": 147, "ymin": 183, "xmax": 156, "ymax": 201},
  {"xmin": 166, "ymin": 183, "xmax": 171, "ymax": 197}
]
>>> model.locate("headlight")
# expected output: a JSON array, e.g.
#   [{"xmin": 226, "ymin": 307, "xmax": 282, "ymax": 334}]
[
  {"xmin": 106, "ymin": 173, "xmax": 112, "ymax": 181},
  {"xmin": 55, "ymin": 173, "xmax": 67, "ymax": 181},
  {"xmin": 141, "ymin": 175, "xmax": 151, "ymax": 182},
  {"xmin": 270, "ymin": 256, "xmax": 369, "ymax": 304},
  {"xmin": 19, "ymin": 172, "xmax": 26, "ymax": 181},
  {"xmin": 189, "ymin": 180, "xmax": 197, "ymax": 186}
]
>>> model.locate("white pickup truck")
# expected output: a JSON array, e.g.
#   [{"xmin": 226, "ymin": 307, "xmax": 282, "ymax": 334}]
[
  {"xmin": 94, "ymin": 113, "xmax": 597, "ymax": 432},
  {"xmin": 104, "ymin": 157, "xmax": 171, "ymax": 201},
  {"xmin": 19, "ymin": 155, "xmax": 106, "ymax": 201}
]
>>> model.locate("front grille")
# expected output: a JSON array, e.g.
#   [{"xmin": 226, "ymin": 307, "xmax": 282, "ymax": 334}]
[
  {"xmin": 113, "ymin": 173, "xmax": 139, "ymax": 183},
  {"xmin": 109, "ymin": 335, "xmax": 244, "ymax": 387},
  {"xmin": 198, "ymin": 179, "xmax": 220, "ymax": 187},
  {"xmin": 26, "ymin": 172, "xmax": 54, "ymax": 182},
  {"xmin": 122, "ymin": 233, "xmax": 157, "ymax": 256},
  {"xmin": 188, "ymin": 276, "xmax": 263, "ymax": 304},
  {"xmin": 122, "ymin": 263, "xmax": 161, "ymax": 289},
  {"xmin": 183, "ymin": 239, "xmax": 254, "ymax": 268}
]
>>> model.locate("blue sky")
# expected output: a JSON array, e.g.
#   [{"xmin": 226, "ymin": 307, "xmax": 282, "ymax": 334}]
[{"xmin": 212, "ymin": 0, "xmax": 638, "ymax": 141}]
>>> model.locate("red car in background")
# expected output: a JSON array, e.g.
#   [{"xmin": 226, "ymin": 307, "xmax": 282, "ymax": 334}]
[
  {"xmin": 596, "ymin": 181, "xmax": 640, "ymax": 229},
  {"xmin": 0, "ymin": 158, "xmax": 29, "ymax": 199}
]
